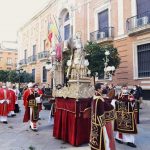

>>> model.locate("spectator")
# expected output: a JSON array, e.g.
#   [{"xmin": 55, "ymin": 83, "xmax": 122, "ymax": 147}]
[
  {"xmin": 137, "ymin": 85, "xmax": 143, "ymax": 108},
  {"xmin": 133, "ymin": 85, "xmax": 140, "ymax": 124}
]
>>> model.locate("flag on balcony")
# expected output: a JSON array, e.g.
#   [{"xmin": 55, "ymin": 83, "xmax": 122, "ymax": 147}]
[
  {"xmin": 56, "ymin": 43, "xmax": 62, "ymax": 61},
  {"xmin": 48, "ymin": 32, "xmax": 53, "ymax": 43}
]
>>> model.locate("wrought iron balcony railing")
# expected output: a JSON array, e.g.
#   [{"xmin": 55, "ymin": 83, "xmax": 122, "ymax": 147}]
[
  {"xmin": 90, "ymin": 27, "xmax": 114, "ymax": 42},
  {"xmin": 28, "ymin": 55, "xmax": 37, "ymax": 63},
  {"xmin": 19, "ymin": 59, "xmax": 27, "ymax": 65},
  {"xmin": 38, "ymin": 51, "xmax": 49, "ymax": 60},
  {"xmin": 127, "ymin": 11, "xmax": 150, "ymax": 34}
]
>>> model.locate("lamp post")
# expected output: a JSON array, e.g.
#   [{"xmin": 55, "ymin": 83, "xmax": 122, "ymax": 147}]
[
  {"xmin": 104, "ymin": 51, "xmax": 115, "ymax": 80},
  {"xmin": 46, "ymin": 50, "xmax": 57, "ymax": 90},
  {"xmin": 16, "ymin": 64, "xmax": 23, "ymax": 90}
]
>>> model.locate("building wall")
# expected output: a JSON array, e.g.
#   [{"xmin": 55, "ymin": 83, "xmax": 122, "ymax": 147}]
[
  {"xmin": 0, "ymin": 49, "xmax": 17, "ymax": 70},
  {"xmin": 18, "ymin": 0, "xmax": 150, "ymax": 90}
]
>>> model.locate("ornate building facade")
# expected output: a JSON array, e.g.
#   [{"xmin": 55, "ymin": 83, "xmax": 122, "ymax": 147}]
[{"xmin": 18, "ymin": 0, "xmax": 150, "ymax": 96}]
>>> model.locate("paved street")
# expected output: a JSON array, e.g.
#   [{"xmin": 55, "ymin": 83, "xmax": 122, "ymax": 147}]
[{"xmin": 0, "ymin": 100, "xmax": 150, "ymax": 150}]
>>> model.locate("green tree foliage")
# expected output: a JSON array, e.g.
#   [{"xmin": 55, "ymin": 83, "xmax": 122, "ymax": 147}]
[
  {"xmin": 84, "ymin": 41, "xmax": 120, "ymax": 78},
  {"xmin": 0, "ymin": 70, "xmax": 9, "ymax": 82},
  {"xmin": 0, "ymin": 70, "xmax": 33, "ymax": 83}
]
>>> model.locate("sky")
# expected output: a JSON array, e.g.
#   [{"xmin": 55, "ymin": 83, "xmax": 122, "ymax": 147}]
[{"xmin": 0, "ymin": 0, "xmax": 50, "ymax": 43}]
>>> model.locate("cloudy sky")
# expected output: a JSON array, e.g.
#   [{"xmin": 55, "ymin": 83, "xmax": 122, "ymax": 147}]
[{"xmin": 0, "ymin": 0, "xmax": 50, "ymax": 42}]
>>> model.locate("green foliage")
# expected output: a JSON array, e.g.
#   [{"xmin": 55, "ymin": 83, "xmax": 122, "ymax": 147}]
[
  {"xmin": 84, "ymin": 41, "xmax": 120, "ymax": 78},
  {"xmin": 0, "ymin": 70, "xmax": 34, "ymax": 83},
  {"xmin": 0, "ymin": 70, "xmax": 9, "ymax": 82},
  {"xmin": 8, "ymin": 70, "xmax": 19, "ymax": 83},
  {"xmin": 20, "ymin": 71, "xmax": 34, "ymax": 83}
]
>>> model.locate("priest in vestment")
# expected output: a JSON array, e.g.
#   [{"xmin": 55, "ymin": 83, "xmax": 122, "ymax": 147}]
[
  {"xmin": 114, "ymin": 85, "xmax": 137, "ymax": 148},
  {"xmin": 33, "ymin": 84, "xmax": 43, "ymax": 119},
  {"xmin": 7, "ymin": 83, "xmax": 16, "ymax": 117},
  {"xmin": 89, "ymin": 83, "xmax": 116, "ymax": 150},
  {"xmin": 23, "ymin": 83, "xmax": 39, "ymax": 131},
  {"xmin": 0, "ymin": 83, "xmax": 10, "ymax": 124}
]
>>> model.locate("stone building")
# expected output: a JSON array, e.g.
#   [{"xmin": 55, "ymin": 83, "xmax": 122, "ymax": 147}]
[
  {"xmin": 0, "ymin": 41, "xmax": 17, "ymax": 70},
  {"xmin": 18, "ymin": 0, "xmax": 150, "ymax": 97}
]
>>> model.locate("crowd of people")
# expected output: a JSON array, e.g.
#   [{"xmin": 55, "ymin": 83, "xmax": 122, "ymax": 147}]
[
  {"xmin": 0, "ymin": 81, "xmax": 143, "ymax": 149},
  {"xmin": 0, "ymin": 82, "xmax": 20, "ymax": 124},
  {"xmin": 0, "ymin": 82, "xmax": 52, "ymax": 131},
  {"xmin": 89, "ymin": 83, "xmax": 143, "ymax": 150}
]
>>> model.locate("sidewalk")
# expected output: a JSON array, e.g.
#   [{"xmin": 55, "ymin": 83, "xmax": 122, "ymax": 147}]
[{"xmin": 0, "ymin": 100, "xmax": 149, "ymax": 150}]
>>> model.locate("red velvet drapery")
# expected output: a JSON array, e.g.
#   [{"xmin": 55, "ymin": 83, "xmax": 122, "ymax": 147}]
[{"xmin": 53, "ymin": 97, "xmax": 92, "ymax": 146}]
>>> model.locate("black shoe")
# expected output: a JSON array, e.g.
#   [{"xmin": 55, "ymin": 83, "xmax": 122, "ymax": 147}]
[
  {"xmin": 3, "ymin": 121, "xmax": 8, "ymax": 124},
  {"xmin": 127, "ymin": 142, "xmax": 137, "ymax": 148},
  {"xmin": 32, "ymin": 129, "xmax": 38, "ymax": 132},
  {"xmin": 12, "ymin": 114, "xmax": 16, "ymax": 117},
  {"xmin": 115, "ymin": 139, "xmax": 123, "ymax": 144}
]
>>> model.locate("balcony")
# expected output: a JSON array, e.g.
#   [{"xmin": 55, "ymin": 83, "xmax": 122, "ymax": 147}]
[
  {"xmin": 38, "ymin": 51, "xmax": 49, "ymax": 61},
  {"xmin": 6, "ymin": 63, "xmax": 13, "ymax": 66},
  {"xmin": 90, "ymin": 27, "xmax": 114, "ymax": 43},
  {"xmin": 19, "ymin": 59, "xmax": 27, "ymax": 66},
  {"xmin": 127, "ymin": 11, "xmax": 150, "ymax": 36},
  {"xmin": 28, "ymin": 55, "xmax": 37, "ymax": 64}
]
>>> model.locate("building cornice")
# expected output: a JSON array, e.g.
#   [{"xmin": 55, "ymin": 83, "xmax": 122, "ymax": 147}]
[{"xmin": 18, "ymin": 0, "xmax": 57, "ymax": 32}]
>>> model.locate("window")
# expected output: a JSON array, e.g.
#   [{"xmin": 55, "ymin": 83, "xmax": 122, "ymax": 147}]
[
  {"xmin": 7, "ymin": 58, "xmax": 12, "ymax": 65},
  {"xmin": 64, "ymin": 24, "xmax": 70, "ymax": 40},
  {"xmin": 33, "ymin": 45, "xmax": 36, "ymax": 61},
  {"xmin": 44, "ymin": 39, "xmax": 46, "ymax": 50},
  {"xmin": 65, "ymin": 12, "xmax": 69, "ymax": 22},
  {"xmin": 42, "ymin": 66, "xmax": 47, "ymax": 82},
  {"xmin": 33, "ymin": 45, "xmax": 36, "ymax": 56},
  {"xmin": 137, "ymin": 43, "xmax": 150, "ymax": 77},
  {"xmin": 63, "ymin": 11, "xmax": 70, "ymax": 40},
  {"xmin": 32, "ymin": 69, "xmax": 35, "ymax": 82},
  {"xmin": 98, "ymin": 9, "xmax": 109, "ymax": 37},
  {"xmin": 136, "ymin": 0, "xmax": 150, "ymax": 15},
  {"xmin": 98, "ymin": 9, "xmax": 108, "ymax": 30}
]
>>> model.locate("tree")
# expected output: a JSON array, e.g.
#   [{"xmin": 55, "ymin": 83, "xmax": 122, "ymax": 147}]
[
  {"xmin": 84, "ymin": 41, "xmax": 120, "ymax": 81},
  {"xmin": 8, "ymin": 70, "xmax": 19, "ymax": 83},
  {"xmin": 0, "ymin": 70, "xmax": 34, "ymax": 83},
  {"xmin": 0, "ymin": 70, "xmax": 9, "ymax": 82}
]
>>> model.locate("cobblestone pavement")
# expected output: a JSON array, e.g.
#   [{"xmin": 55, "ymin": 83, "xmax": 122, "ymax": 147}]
[{"xmin": 0, "ymin": 100, "xmax": 150, "ymax": 150}]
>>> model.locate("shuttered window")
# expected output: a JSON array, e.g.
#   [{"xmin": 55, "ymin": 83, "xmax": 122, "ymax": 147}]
[
  {"xmin": 138, "ymin": 43, "xmax": 150, "ymax": 77},
  {"xmin": 32, "ymin": 69, "xmax": 35, "ymax": 82},
  {"xmin": 43, "ymin": 66, "xmax": 47, "ymax": 82}
]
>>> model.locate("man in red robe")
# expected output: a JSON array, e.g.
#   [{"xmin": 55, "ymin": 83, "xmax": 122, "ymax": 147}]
[
  {"xmin": 23, "ymin": 82, "xmax": 39, "ymax": 131},
  {"xmin": 0, "ymin": 83, "xmax": 10, "ymax": 124},
  {"xmin": 89, "ymin": 83, "xmax": 116, "ymax": 150},
  {"xmin": 7, "ymin": 83, "xmax": 16, "ymax": 117},
  {"xmin": 34, "ymin": 84, "xmax": 43, "ymax": 120}
]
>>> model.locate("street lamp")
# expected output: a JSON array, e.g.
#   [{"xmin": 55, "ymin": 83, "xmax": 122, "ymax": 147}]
[
  {"xmin": 16, "ymin": 63, "xmax": 24, "ymax": 90},
  {"xmin": 104, "ymin": 51, "xmax": 115, "ymax": 80}
]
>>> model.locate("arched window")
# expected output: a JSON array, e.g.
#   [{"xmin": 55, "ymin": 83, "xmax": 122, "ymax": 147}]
[
  {"xmin": 64, "ymin": 12, "xmax": 70, "ymax": 40},
  {"xmin": 64, "ymin": 12, "xmax": 69, "ymax": 22}
]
